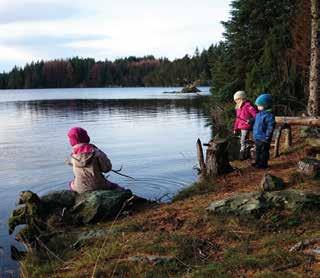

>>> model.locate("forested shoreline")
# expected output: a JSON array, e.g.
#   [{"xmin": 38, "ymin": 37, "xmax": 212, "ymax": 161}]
[
  {"xmin": 0, "ymin": 0, "xmax": 312, "ymax": 115},
  {"xmin": 0, "ymin": 48, "xmax": 212, "ymax": 89}
]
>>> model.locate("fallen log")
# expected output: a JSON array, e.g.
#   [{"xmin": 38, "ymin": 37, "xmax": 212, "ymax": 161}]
[{"xmin": 275, "ymin": 117, "xmax": 320, "ymax": 127}]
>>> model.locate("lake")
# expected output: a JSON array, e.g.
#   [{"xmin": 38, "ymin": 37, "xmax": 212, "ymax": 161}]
[{"xmin": 0, "ymin": 87, "xmax": 212, "ymax": 276}]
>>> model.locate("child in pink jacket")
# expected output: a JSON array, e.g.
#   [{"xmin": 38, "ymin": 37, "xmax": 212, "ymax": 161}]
[
  {"xmin": 233, "ymin": 91, "xmax": 257, "ymax": 160},
  {"xmin": 67, "ymin": 127, "xmax": 123, "ymax": 193}
]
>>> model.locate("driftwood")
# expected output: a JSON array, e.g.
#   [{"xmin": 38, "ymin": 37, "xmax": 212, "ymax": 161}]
[
  {"xmin": 275, "ymin": 117, "xmax": 320, "ymax": 127},
  {"xmin": 274, "ymin": 123, "xmax": 292, "ymax": 158},
  {"xmin": 197, "ymin": 138, "xmax": 233, "ymax": 179}
]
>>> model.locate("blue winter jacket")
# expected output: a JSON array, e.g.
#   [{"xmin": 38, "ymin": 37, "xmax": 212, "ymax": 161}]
[{"xmin": 253, "ymin": 110, "xmax": 275, "ymax": 142}]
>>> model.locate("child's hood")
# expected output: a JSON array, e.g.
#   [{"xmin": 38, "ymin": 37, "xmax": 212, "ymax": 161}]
[
  {"xmin": 71, "ymin": 152, "xmax": 95, "ymax": 168},
  {"xmin": 71, "ymin": 143, "xmax": 96, "ymax": 168}
]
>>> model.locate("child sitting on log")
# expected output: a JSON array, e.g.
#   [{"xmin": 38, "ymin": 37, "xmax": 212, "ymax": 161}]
[
  {"xmin": 67, "ymin": 127, "xmax": 124, "ymax": 193},
  {"xmin": 252, "ymin": 94, "xmax": 275, "ymax": 169},
  {"xmin": 233, "ymin": 91, "xmax": 257, "ymax": 160}
]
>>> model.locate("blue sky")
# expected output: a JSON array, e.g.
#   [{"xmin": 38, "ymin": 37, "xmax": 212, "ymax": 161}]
[{"xmin": 0, "ymin": 0, "xmax": 232, "ymax": 72}]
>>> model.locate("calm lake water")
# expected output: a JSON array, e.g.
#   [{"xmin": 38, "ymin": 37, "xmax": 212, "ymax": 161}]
[{"xmin": 0, "ymin": 87, "xmax": 212, "ymax": 276}]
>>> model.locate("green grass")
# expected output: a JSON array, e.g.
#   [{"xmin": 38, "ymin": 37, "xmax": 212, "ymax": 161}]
[{"xmin": 19, "ymin": 195, "xmax": 320, "ymax": 277}]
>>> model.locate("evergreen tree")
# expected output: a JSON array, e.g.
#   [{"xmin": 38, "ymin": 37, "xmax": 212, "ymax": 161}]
[{"xmin": 210, "ymin": 0, "xmax": 305, "ymax": 114}]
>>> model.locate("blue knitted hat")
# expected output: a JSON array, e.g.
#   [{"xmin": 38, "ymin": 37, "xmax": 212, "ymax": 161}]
[{"xmin": 255, "ymin": 93, "xmax": 272, "ymax": 108}]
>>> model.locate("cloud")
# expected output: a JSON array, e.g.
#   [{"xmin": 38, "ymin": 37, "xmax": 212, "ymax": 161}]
[
  {"xmin": 0, "ymin": 0, "xmax": 232, "ymax": 71},
  {"xmin": 0, "ymin": 45, "xmax": 34, "ymax": 71},
  {"xmin": 0, "ymin": 1, "xmax": 82, "ymax": 24},
  {"xmin": 2, "ymin": 34, "xmax": 110, "ymax": 47}
]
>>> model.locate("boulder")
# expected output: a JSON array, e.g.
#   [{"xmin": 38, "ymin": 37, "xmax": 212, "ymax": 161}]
[
  {"xmin": 260, "ymin": 174, "xmax": 285, "ymax": 192},
  {"xmin": 297, "ymin": 158, "xmax": 320, "ymax": 177},
  {"xmin": 8, "ymin": 189, "xmax": 149, "ymax": 244},
  {"xmin": 41, "ymin": 190, "xmax": 77, "ymax": 210},
  {"xmin": 71, "ymin": 189, "xmax": 133, "ymax": 224},
  {"xmin": 207, "ymin": 190, "xmax": 320, "ymax": 217}
]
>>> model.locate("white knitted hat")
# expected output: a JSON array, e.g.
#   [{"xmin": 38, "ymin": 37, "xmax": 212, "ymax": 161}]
[{"xmin": 233, "ymin": 91, "xmax": 246, "ymax": 101}]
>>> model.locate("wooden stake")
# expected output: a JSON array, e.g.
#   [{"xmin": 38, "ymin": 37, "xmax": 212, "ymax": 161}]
[{"xmin": 196, "ymin": 138, "xmax": 206, "ymax": 176}]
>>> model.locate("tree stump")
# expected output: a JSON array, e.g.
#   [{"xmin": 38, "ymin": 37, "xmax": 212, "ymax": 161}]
[{"xmin": 205, "ymin": 138, "xmax": 233, "ymax": 177}]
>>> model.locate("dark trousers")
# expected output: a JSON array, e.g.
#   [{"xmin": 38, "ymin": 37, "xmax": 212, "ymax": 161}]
[{"xmin": 255, "ymin": 140, "xmax": 270, "ymax": 168}]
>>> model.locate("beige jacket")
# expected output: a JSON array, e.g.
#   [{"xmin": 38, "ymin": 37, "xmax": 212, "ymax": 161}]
[{"xmin": 70, "ymin": 145, "xmax": 112, "ymax": 193}]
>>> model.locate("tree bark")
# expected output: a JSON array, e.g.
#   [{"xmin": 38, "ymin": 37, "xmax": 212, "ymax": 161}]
[
  {"xmin": 275, "ymin": 116, "xmax": 320, "ymax": 126},
  {"xmin": 196, "ymin": 138, "xmax": 206, "ymax": 177},
  {"xmin": 308, "ymin": 0, "xmax": 320, "ymax": 116},
  {"xmin": 205, "ymin": 139, "xmax": 233, "ymax": 177}
]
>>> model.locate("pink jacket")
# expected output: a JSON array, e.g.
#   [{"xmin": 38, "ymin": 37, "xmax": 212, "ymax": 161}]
[
  {"xmin": 234, "ymin": 100, "xmax": 257, "ymax": 131},
  {"xmin": 69, "ymin": 144, "xmax": 112, "ymax": 193},
  {"xmin": 67, "ymin": 127, "xmax": 113, "ymax": 193}
]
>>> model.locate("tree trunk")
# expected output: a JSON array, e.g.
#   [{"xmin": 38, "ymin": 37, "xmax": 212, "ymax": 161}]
[
  {"xmin": 205, "ymin": 139, "xmax": 233, "ymax": 177},
  {"xmin": 308, "ymin": 0, "xmax": 320, "ymax": 116},
  {"xmin": 275, "ymin": 116, "xmax": 320, "ymax": 126}
]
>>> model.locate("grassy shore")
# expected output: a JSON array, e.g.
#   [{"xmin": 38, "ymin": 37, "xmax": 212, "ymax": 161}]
[{"xmin": 20, "ymin": 134, "xmax": 320, "ymax": 277}]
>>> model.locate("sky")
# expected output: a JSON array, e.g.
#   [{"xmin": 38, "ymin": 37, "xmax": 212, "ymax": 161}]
[{"xmin": 0, "ymin": 0, "xmax": 232, "ymax": 72}]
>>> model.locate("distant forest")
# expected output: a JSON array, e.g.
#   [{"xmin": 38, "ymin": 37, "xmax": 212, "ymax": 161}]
[
  {"xmin": 0, "ymin": 47, "xmax": 213, "ymax": 89},
  {"xmin": 1, "ymin": 0, "xmax": 312, "ymax": 116}
]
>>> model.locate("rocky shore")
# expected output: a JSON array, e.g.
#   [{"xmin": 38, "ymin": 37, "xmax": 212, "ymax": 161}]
[{"xmin": 10, "ymin": 128, "xmax": 320, "ymax": 277}]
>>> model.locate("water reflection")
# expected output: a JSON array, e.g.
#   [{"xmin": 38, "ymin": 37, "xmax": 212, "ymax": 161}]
[
  {"xmin": 10, "ymin": 98, "xmax": 208, "ymax": 118},
  {"xmin": 0, "ymin": 95, "xmax": 212, "ymax": 275}
]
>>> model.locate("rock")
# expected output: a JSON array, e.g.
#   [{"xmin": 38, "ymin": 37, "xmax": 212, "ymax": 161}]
[
  {"xmin": 41, "ymin": 190, "xmax": 77, "ymax": 210},
  {"xmin": 260, "ymin": 174, "xmax": 285, "ymax": 192},
  {"xmin": 301, "ymin": 127, "xmax": 320, "ymax": 138},
  {"xmin": 207, "ymin": 190, "xmax": 320, "ymax": 217},
  {"xmin": 8, "ymin": 189, "xmax": 148, "ymax": 244},
  {"xmin": 297, "ymin": 158, "xmax": 320, "ymax": 177},
  {"xmin": 290, "ymin": 238, "xmax": 320, "ymax": 261},
  {"xmin": 72, "ymin": 189, "xmax": 133, "ymax": 224},
  {"xmin": 181, "ymin": 85, "xmax": 201, "ymax": 93},
  {"xmin": 290, "ymin": 238, "xmax": 320, "ymax": 252},
  {"xmin": 126, "ymin": 255, "xmax": 176, "ymax": 265}
]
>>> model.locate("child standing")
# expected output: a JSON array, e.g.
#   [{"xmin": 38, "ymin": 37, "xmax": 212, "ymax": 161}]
[
  {"xmin": 67, "ymin": 127, "xmax": 124, "ymax": 193},
  {"xmin": 233, "ymin": 91, "xmax": 257, "ymax": 160},
  {"xmin": 252, "ymin": 94, "xmax": 275, "ymax": 169}
]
